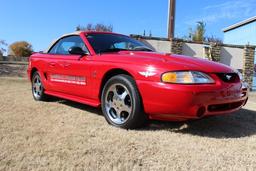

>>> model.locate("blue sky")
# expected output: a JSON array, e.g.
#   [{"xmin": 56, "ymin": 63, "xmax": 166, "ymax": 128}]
[{"xmin": 0, "ymin": 0, "xmax": 256, "ymax": 52}]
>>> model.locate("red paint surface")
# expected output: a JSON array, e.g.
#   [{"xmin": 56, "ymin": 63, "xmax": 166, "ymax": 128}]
[{"xmin": 28, "ymin": 31, "xmax": 248, "ymax": 121}]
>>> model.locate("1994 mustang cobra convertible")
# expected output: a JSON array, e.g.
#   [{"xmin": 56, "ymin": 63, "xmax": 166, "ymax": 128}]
[{"xmin": 28, "ymin": 31, "xmax": 248, "ymax": 129}]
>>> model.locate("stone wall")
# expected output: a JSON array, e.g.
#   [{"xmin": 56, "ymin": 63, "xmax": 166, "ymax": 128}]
[
  {"xmin": 182, "ymin": 42, "xmax": 205, "ymax": 58},
  {"xmin": 143, "ymin": 39, "xmax": 171, "ymax": 53},
  {"xmin": 210, "ymin": 43, "xmax": 221, "ymax": 62},
  {"xmin": 220, "ymin": 46, "xmax": 244, "ymax": 70},
  {"xmin": 243, "ymin": 46, "xmax": 255, "ymax": 89},
  {"xmin": 170, "ymin": 39, "xmax": 183, "ymax": 54},
  {"xmin": 130, "ymin": 35, "xmax": 172, "ymax": 53},
  {"xmin": 0, "ymin": 56, "xmax": 29, "ymax": 62}
]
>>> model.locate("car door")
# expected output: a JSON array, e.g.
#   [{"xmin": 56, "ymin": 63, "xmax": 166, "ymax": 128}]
[{"xmin": 46, "ymin": 35, "xmax": 92, "ymax": 98}]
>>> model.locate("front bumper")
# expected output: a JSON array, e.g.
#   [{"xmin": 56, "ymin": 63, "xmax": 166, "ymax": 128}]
[{"xmin": 136, "ymin": 80, "xmax": 248, "ymax": 121}]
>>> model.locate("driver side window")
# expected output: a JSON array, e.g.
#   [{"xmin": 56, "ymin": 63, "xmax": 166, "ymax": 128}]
[{"xmin": 49, "ymin": 36, "xmax": 89, "ymax": 55}]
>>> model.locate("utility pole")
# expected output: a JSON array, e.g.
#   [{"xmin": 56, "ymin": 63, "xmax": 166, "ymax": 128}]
[{"xmin": 167, "ymin": 0, "xmax": 176, "ymax": 39}]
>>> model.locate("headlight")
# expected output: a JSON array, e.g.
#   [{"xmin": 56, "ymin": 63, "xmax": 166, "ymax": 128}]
[{"xmin": 162, "ymin": 71, "xmax": 215, "ymax": 84}]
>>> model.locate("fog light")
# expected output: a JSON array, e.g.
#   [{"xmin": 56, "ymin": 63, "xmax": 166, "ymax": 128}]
[{"xmin": 197, "ymin": 106, "xmax": 206, "ymax": 118}]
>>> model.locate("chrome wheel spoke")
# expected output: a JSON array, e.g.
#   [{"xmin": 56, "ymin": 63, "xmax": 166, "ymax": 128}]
[
  {"xmin": 116, "ymin": 110, "xmax": 121, "ymax": 119},
  {"xmin": 37, "ymin": 78, "xmax": 41, "ymax": 84},
  {"xmin": 121, "ymin": 104, "xmax": 131, "ymax": 113},
  {"xmin": 105, "ymin": 83, "xmax": 133, "ymax": 125},
  {"xmin": 106, "ymin": 100, "xmax": 113, "ymax": 109},
  {"xmin": 119, "ymin": 91, "xmax": 128, "ymax": 101},
  {"xmin": 112, "ymin": 88, "xmax": 119, "ymax": 101}
]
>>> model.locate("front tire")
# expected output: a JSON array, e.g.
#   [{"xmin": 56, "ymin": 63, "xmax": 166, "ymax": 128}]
[
  {"xmin": 101, "ymin": 74, "xmax": 147, "ymax": 129},
  {"xmin": 32, "ymin": 71, "xmax": 48, "ymax": 101}
]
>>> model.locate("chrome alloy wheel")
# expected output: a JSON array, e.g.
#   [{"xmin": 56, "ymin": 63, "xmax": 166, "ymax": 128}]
[
  {"xmin": 32, "ymin": 74, "xmax": 43, "ymax": 99},
  {"xmin": 105, "ymin": 83, "xmax": 132, "ymax": 125}
]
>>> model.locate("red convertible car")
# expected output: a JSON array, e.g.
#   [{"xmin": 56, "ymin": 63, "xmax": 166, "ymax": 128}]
[{"xmin": 28, "ymin": 31, "xmax": 248, "ymax": 129}]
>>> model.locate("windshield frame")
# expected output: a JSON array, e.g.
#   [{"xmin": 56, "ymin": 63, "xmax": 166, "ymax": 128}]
[{"xmin": 85, "ymin": 33, "xmax": 154, "ymax": 54}]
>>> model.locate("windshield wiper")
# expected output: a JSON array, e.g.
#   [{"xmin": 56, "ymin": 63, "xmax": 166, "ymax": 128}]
[
  {"xmin": 99, "ymin": 48, "xmax": 128, "ymax": 54},
  {"xmin": 98, "ymin": 46, "xmax": 153, "ymax": 55}
]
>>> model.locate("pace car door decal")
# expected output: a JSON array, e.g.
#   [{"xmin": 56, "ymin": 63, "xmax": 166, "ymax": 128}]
[{"xmin": 50, "ymin": 74, "xmax": 86, "ymax": 85}]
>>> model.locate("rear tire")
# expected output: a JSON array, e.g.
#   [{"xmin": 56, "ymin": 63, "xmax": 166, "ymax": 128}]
[
  {"xmin": 101, "ymin": 74, "xmax": 148, "ymax": 129},
  {"xmin": 32, "ymin": 71, "xmax": 48, "ymax": 101}
]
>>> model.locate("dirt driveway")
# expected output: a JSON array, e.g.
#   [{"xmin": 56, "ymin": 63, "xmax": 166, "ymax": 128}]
[{"xmin": 0, "ymin": 77, "xmax": 256, "ymax": 171}]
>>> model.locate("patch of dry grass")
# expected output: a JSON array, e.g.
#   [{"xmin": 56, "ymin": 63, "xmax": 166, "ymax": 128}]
[{"xmin": 0, "ymin": 77, "xmax": 256, "ymax": 171}]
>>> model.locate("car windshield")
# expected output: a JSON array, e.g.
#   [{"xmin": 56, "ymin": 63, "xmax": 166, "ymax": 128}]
[{"xmin": 86, "ymin": 33, "xmax": 153, "ymax": 54}]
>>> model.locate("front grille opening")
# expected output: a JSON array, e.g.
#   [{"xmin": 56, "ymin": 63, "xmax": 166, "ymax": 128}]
[
  {"xmin": 208, "ymin": 101, "xmax": 244, "ymax": 112},
  {"xmin": 216, "ymin": 73, "xmax": 240, "ymax": 83},
  {"xmin": 197, "ymin": 106, "xmax": 206, "ymax": 118},
  {"xmin": 241, "ymin": 91, "xmax": 247, "ymax": 98}
]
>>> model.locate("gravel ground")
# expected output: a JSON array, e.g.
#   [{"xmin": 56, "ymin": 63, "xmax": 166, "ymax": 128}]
[{"xmin": 0, "ymin": 77, "xmax": 256, "ymax": 171}]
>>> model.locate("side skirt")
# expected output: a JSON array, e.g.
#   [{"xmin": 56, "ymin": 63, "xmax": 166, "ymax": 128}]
[{"xmin": 45, "ymin": 90, "xmax": 100, "ymax": 107}]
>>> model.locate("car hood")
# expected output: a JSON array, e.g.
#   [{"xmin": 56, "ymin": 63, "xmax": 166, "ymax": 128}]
[{"xmin": 97, "ymin": 51, "xmax": 234, "ymax": 73}]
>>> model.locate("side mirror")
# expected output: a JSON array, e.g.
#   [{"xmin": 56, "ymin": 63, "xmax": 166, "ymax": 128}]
[{"xmin": 68, "ymin": 46, "xmax": 87, "ymax": 55}]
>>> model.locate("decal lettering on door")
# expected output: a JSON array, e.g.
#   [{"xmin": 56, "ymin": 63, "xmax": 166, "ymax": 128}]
[{"xmin": 50, "ymin": 74, "xmax": 86, "ymax": 85}]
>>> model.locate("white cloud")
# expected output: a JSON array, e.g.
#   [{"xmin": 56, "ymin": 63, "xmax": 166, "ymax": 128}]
[{"xmin": 187, "ymin": 0, "xmax": 256, "ymax": 25}]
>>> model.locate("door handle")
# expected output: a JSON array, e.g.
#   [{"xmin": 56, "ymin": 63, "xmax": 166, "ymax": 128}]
[
  {"xmin": 49, "ymin": 62, "xmax": 56, "ymax": 67},
  {"xmin": 64, "ymin": 63, "xmax": 71, "ymax": 67},
  {"xmin": 60, "ymin": 62, "xmax": 71, "ymax": 68}
]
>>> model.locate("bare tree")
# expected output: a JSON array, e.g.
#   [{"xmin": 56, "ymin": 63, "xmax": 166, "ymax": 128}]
[
  {"xmin": 76, "ymin": 23, "xmax": 113, "ymax": 32},
  {"xmin": 0, "ymin": 40, "xmax": 7, "ymax": 56},
  {"xmin": 205, "ymin": 36, "xmax": 223, "ymax": 44}
]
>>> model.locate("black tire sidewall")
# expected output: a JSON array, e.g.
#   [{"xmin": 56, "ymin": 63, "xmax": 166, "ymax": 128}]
[{"xmin": 101, "ymin": 75, "xmax": 145, "ymax": 129}]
